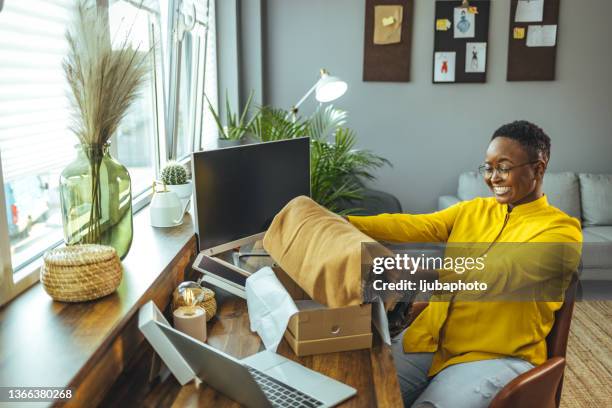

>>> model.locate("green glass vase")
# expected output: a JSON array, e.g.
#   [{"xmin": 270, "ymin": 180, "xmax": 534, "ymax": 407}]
[{"xmin": 59, "ymin": 143, "xmax": 133, "ymax": 259}]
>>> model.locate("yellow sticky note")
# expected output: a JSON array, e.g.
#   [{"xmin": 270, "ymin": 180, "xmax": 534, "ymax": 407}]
[
  {"xmin": 468, "ymin": 6, "xmax": 478, "ymax": 14},
  {"xmin": 382, "ymin": 16, "xmax": 396, "ymax": 27},
  {"xmin": 436, "ymin": 19, "xmax": 452, "ymax": 31},
  {"xmin": 513, "ymin": 27, "xmax": 526, "ymax": 39}
]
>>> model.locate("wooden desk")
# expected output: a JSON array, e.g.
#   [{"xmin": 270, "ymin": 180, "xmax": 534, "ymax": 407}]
[
  {"xmin": 102, "ymin": 289, "xmax": 403, "ymax": 407},
  {"xmin": 0, "ymin": 208, "xmax": 197, "ymax": 408}
]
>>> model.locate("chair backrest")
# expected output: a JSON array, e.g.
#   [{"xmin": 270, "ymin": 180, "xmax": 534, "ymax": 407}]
[
  {"xmin": 546, "ymin": 274, "xmax": 578, "ymax": 359},
  {"xmin": 546, "ymin": 274, "xmax": 578, "ymax": 407}
]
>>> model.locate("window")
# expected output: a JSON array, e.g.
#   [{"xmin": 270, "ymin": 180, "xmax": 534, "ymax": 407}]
[
  {"xmin": 0, "ymin": 0, "xmax": 76, "ymax": 271},
  {"xmin": 201, "ymin": 0, "xmax": 219, "ymax": 151},
  {"xmin": 0, "ymin": 0, "xmax": 216, "ymax": 305},
  {"xmin": 109, "ymin": 0, "xmax": 167, "ymax": 196},
  {"xmin": 170, "ymin": 0, "xmax": 213, "ymax": 159}
]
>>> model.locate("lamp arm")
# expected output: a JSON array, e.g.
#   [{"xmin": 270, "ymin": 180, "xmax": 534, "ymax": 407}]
[
  {"xmin": 288, "ymin": 79, "xmax": 320, "ymax": 122},
  {"xmin": 293, "ymin": 80, "xmax": 320, "ymax": 111}
]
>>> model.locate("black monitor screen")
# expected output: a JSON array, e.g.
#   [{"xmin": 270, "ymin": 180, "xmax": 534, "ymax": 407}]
[{"xmin": 192, "ymin": 137, "xmax": 310, "ymax": 251}]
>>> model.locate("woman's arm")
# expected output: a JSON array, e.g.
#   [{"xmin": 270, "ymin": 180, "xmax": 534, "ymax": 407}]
[{"xmin": 346, "ymin": 202, "xmax": 463, "ymax": 243}]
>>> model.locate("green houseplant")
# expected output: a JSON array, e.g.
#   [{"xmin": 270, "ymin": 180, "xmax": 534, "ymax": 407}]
[
  {"xmin": 248, "ymin": 105, "xmax": 390, "ymax": 214},
  {"xmin": 160, "ymin": 162, "xmax": 192, "ymax": 201},
  {"xmin": 205, "ymin": 90, "xmax": 258, "ymax": 147},
  {"xmin": 59, "ymin": 0, "xmax": 150, "ymax": 259}
]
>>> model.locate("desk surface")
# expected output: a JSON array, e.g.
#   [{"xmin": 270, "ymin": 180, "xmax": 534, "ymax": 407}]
[
  {"xmin": 103, "ymin": 288, "xmax": 403, "ymax": 408},
  {"xmin": 0, "ymin": 208, "xmax": 197, "ymax": 407}
]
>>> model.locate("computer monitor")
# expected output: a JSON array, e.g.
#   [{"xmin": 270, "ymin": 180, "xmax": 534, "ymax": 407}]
[{"xmin": 192, "ymin": 137, "xmax": 310, "ymax": 254}]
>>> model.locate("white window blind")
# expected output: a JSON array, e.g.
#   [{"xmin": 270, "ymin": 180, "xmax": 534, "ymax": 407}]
[{"xmin": 0, "ymin": 0, "xmax": 76, "ymax": 183}]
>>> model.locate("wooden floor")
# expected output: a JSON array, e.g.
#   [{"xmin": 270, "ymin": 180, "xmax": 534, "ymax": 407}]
[{"xmin": 561, "ymin": 300, "xmax": 612, "ymax": 407}]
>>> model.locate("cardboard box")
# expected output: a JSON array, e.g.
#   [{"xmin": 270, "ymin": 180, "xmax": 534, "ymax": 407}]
[
  {"xmin": 273, "ymin": 267, "xmax": 372, "ymax": 356},
  {"xmin": 284, "ymin": 330, "xmax": 373, "ymax": 356}
]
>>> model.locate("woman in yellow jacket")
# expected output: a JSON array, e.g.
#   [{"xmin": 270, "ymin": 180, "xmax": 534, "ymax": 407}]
[{"xmin": 348, "ymin": 121, "xmax": 582, "ymax": 408}]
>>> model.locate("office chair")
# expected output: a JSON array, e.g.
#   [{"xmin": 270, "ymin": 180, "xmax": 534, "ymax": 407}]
[{"xmin": 407, "ymin": 275, "xmax": 578, "ymax": 408}]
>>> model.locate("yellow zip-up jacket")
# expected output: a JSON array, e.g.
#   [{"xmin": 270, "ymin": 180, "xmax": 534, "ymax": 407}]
[{"xmin": 348, "ymin": 196, "xmax": 582, "ymax": 376}]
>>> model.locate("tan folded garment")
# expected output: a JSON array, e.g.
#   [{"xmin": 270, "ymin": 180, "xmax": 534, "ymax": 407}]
[{"xmin": 263, "ymin": 196, "xmax": 387, "ymax": 308}]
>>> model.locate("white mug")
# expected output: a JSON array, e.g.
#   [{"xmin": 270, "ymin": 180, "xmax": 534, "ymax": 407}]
[{"xmin": 150, "ymin": 188, "xmax": 189, "ymax": 227}]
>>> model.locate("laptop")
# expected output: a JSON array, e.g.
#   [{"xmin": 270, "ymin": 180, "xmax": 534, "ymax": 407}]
[{"xmin": 139, "ymin": 301, "xmax": 356, "ymax": 408}]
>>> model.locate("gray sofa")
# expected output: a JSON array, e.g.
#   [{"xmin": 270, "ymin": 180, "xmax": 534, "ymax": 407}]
[{"xmin": 439, "ymin": 172, "xmax": 612, "ymax": 281}]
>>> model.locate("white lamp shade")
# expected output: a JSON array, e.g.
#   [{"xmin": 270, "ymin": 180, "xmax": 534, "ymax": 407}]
[{"xmin": 315, "ymin": 75, "xmax": 348, "ymax": 103}]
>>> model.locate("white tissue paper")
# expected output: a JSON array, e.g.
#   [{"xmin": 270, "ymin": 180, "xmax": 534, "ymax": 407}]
[{"xmin": 245, "ymin": 266, "xmax": 299, "ymax": 352}]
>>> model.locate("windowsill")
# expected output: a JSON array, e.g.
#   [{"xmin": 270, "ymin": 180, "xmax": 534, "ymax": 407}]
[
  {"xmin": 0, "ymin": 205, "xmax": 197, "ymax": 406},
  {"xmin": 2, "ymin": 189, "xmax": 155, "ymax": 307}
]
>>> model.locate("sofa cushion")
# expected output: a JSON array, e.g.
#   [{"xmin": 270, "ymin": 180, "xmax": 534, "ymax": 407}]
[
  {"xmin": 457, "ymin": 172, "xmax": 491, "ymax": 201},
  {"xmin": 439, "ymin": 195, "xmax": 461, "ymax": 210},
  {"xmin": 581, "ymin": 229, "xmax": 612, "ymax": 269},
  {"xmin": 542, "ymin": 172, "xmax": 581, "ymax": 220},
  {"xmin": 579, "ymin": 174, "xmax": 612, "ymax": 226},
  {"xmin": 586, "ymin": 226, "xmax": 612, "ymax": 241},
  {"xmin": 456, "ymin": 171, "xmax": 581, "ymax": 219}
]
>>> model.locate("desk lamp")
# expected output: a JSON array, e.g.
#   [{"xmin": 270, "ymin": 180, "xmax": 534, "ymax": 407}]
[{"xmin": 290, "ymin": 69, "xmax": 348, "ymax": 120}]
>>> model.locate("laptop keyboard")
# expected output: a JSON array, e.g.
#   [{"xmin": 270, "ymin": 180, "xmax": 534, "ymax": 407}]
[{"xmin": 247, "ymin": 366, "xmax": 325, "ymax": 407}]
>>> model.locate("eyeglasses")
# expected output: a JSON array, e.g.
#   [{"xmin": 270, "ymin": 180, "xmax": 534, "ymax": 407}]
[{"xmin": 478, "ymin": 161, "xmax": 539, "ymax": 179}]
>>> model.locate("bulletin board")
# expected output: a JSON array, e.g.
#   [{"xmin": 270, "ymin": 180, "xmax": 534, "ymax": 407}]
[
  {"xmin": 363, "ymin": 0, "xmax": 414, "ymax": 82},
  {"xmin": 432, "ymin": 0, "xmax": 491, "ymax": 84},
  {"xmin": 507, "ymin": 0, "xmax": 560, "ymax": 81}
]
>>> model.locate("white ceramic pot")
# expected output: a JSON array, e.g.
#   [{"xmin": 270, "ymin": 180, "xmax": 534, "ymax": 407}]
[
  {"xmin": 218, "ymin": 139, "xmax": 241, "ymax": 148},
  {"xmin": 150, "ymin": 190, "xmax": 188, "ymax": 228},
  {"xmin": 166, "ymin": 180, "xmax": 192, "ymax": 201}
]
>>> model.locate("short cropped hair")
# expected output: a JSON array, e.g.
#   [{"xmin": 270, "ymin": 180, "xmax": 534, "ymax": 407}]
[{"xmin": 491, "ymin": 120, "xmax": 551, "ymax": 163}]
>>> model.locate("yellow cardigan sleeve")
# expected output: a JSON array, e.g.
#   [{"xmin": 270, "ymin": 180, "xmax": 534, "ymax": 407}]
[{"xmin": 347, "ymin": 202, "xmax": 463, "ymax": 243}]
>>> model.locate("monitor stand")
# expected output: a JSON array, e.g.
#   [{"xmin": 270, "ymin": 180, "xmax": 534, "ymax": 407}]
[
  {"xmin": 234, "ymin": 240, "xmax": 269, "ymax": 260},
  {"xmin": 193, "ymin": 233, "xmax": 275, "ymax": 299}
]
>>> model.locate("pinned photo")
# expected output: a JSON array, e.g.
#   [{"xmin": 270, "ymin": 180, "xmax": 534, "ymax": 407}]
[
  {"xmin": 454, "ymin": 7, "xmax": 475, "ymax": 39},
  {"xmin": 515, "ymin": 0, "xmax": 544, "ymax": 23},
  {"xmin": 465, "ymin": 42, "xmax": 487, "ymax": 73},
  {"xmin": 434, "ymin": 52, "xmax": 456, "ymax": 82}
]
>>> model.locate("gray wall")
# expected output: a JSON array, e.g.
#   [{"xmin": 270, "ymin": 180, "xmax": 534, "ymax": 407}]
[{"xmin": 263, "ymin": 0, "xmax": 612, "ymax": 213}]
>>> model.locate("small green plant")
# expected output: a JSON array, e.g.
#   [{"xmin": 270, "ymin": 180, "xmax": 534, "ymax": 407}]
[
  {"xmin": 161, "ymin": 162, "xmax": 188, "ymax": 185},
  {"xmin": 205, "ymin": 90, "xmax": 257, "ymax": 140},
  {"xmin": 248, "ymin": 105, "xmax": 309, "ymax": 142}
]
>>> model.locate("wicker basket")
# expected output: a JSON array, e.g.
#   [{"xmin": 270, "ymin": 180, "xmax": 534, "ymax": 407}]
[
  {"xmin": 172, "ymin": 282, "xmax": 217, "ymax": 321},
  {"xmin": 41, "ymin": 244, "xmax": 122, "ymax": 302}
]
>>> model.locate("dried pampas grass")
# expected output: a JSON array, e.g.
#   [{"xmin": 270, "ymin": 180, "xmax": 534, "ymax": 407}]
[{"xmin": 63, "ymin": 0, "xmax": 150, "ymax": 147}]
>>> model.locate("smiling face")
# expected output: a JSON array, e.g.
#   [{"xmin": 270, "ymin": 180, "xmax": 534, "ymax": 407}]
[{"xmin": 484, "ymin": 137, "xmax": 546, "ymax": 208}]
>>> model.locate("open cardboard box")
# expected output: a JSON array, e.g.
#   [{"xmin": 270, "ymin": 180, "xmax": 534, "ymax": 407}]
[{"xmin": 272, "ymin": 266, "xmax": 373, "ymax": 356}]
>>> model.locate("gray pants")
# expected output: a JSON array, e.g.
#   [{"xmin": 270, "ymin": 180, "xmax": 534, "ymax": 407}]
[{"xmin": 391, "ymin": 338, "xmax": 534, "ymax": 408}]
